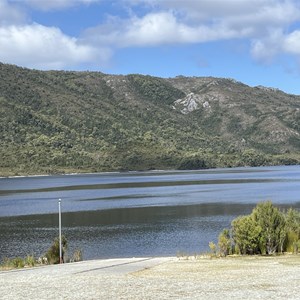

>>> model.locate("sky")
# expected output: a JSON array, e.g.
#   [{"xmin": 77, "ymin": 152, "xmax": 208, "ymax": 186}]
[{"xmin": 1, "ymin": 0, "xmax": 300, "ymax": 95}]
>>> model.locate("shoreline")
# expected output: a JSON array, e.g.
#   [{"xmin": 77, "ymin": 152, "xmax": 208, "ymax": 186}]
[
  {"xmin": 0, "ymin": 164, "xmax": 298, "ymax": 179},
  {"xmin": 1, "ymin": 253, "xmax": 298, "ymax": 271}
]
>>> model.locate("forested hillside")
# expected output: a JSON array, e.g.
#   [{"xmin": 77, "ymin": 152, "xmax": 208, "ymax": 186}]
[{"xmin": 0, "ymin": 63, "xmax": 299, "ymax": 176}]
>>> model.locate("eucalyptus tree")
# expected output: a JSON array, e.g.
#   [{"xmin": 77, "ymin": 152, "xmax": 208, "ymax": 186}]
[{"xmin": 251, "ymin": 201, "xmax": 286, "ymax": 254}]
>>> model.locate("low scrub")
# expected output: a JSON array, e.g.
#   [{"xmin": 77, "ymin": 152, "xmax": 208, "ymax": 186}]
[
  {"xmin": 45, "ymin": 235, "xmax": 68, "ymax": 264},
  {"xmin": 1, "ymin": 256, "xmax": 35, "ymax": 270},
  {"xmin": 1, "ymin": 236, "xmax": 83, "ymax": 270},
  {"xmin": 209, "ymin": 201, "xmax": 300, "ymax": 256}
]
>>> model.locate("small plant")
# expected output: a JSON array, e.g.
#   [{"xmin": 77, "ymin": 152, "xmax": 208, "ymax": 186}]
[
  {"xmin": 1, "ymin": 258, "xmax": 13, "ymax": 269},
  {"xmin": 218, "ymin": 229, "xmax": 231, "ymax": 257},
  {"xmin": 72, "ymin": 249, "xmax": 83, "ymax": 262},
  {"xmin": 11, "ymin": 257, "xmax": 25, "ymax": 268},
  {"xmin": 1, "ymin": 256, "xmax": 36, "ymax": 270},
  {"xmin": 45, "ymin": 235, "xmax": 68, "ymax": 264},
  {"xmin": 209, "ymin": 241, "xmax": 217, "ymax": 257},
  {"xmin": 293, "ymin": 240, "xmax": 300, "ymax": 254},
  {"xmin": 25, "ymin": 255, "xmax": 35, "ymax": 267}
]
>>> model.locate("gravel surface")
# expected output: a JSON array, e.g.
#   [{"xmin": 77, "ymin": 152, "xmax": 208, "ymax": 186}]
[{"xmin": 1, "ymin": 255, "xmax": 299, "ymax": 299}]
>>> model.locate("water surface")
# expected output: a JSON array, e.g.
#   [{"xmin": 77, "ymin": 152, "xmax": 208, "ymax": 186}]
[{"xmin": 0, "ymin": 166, "xmax": 299, "ymax": 260}]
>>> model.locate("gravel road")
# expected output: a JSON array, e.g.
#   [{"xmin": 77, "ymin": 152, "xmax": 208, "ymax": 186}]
[{"xmin": 1, "ymin": 255, "xmax": 299, "ymax": 299}]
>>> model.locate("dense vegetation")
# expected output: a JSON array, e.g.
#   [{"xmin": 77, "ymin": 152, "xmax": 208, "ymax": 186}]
[
  {"xmin": 210, "ymin": 201, "xmax": 300, "ymax": 256},
  {"xmin": 0, "ymin": 63, "xmax": 299, "ymax": 176}
]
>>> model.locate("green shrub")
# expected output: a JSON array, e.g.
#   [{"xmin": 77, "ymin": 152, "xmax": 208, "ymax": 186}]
[
  {"xmin": 11, "ymin": 257, "xmax": 25, "ymax": 268},
  {"xmin": 231, "ymin": 215, "xmax": 262, "ymax": 255},
  {"xmin": 1, "ymin": 256, "xmax": 36, "ymax": 269},
  {"xmin": 285, "ymin": 208, "xmax": 300, "ymax": 253},
  {"xmin": 1, "ymin": 258, "xmax": 13, "ymax": 269},
  {"xmin": 45, "ymin": 235, "xmax": 68, "ymax": 264},
  {"xmin": 286, "ymin": 231, "xmax": 298, "ymax": 252},
  {"xmin": 248, "ymin": 201, "xmax": 286, "ymax": 254},
  {"xmin": 25, "ymin": 255, "xmax": 35, "ymax": 267},
  {"xmin": 218, "ymin": 229, "xmax": 231, "ymax": 257},
  {"xmin": 293, "ymin": 240, "xmax": 300, "ymax": 254},
  {"xmin": 178, "ymin": 157, "xmax": 208, "ymax": 170},
  {"xmin": 211, "ymin": 201, "xmax": 300, "ymax": 256},
  {"xmin": 208, "ymin": 241, "xmax": 217, "ymax": 257}
]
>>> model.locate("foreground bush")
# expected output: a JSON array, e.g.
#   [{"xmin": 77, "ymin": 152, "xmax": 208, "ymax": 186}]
[
  {"xmin": 45, "ymin": 235, "xmax": 68, "ymax": 264},
  {"xmin": 210, "ymin": 201, "xmax": 300, "ymax": 256}
]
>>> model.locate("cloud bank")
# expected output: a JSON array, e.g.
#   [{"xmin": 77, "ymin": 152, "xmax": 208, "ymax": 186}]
[
  {"xmin": 0, "ymin": 0, "xmax": 300, "ymax": 70},
  {"xmin": 0, "ymin": 23, "xmax": 110, "ymax": 69}
]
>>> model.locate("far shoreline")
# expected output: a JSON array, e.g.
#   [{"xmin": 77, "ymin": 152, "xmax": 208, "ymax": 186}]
[{"xmin": 0, "ymin": 164, "xmax": 298, "ymax": 179}]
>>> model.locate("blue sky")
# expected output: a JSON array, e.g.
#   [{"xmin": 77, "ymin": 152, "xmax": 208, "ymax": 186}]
[{"xmin": 1, "ymin": 0, "xmax": 300, "ymax": 95}]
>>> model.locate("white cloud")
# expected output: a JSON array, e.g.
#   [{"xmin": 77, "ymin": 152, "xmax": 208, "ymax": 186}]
[
  {"xmin": 283, "ymin": 30, "xmax": 300, "ymax": 54},
  {"xmin": 251, "ymin": 28, "xmax": 300, "ymax": 65},
  {"xmin": 126, "ymin": 0, "xmax": 300, "ymax": 26},
  {"xmin": 1, "ymin": 0, "xmax": 300, "ymax": 70},
  {"xmin": 82, "ymin": 11, "xmax": 253, "ymax": 48},
  {"xmin": 0, "ymin": 0, "xmax": 110, "ymax": 70},
  {"xmin": 124, "ymin": 12, "xmax": 253, "ymax": 45},
  {"xmin": 82, "ymin": 0, "xmax": 300, "ymax": 66},
  {"xmin": 84, "ymin": 1, "xmax": 300, "ymax": 46},
  {"xmin": 0, "ymin": 0, "xmax": 26, "ymax": 25},
  {"xmin": 251, "ymin": 29, "xmax": 284, "ymax": 63},
  {"xmin": 0, "ymin": 24, "xmax": 111, "ymax": 69}
]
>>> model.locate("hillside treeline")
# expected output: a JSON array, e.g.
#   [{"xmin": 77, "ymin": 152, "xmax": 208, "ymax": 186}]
[{"xmin": 0, "ymin": 63, "xmax": 299, "ymax": 176}]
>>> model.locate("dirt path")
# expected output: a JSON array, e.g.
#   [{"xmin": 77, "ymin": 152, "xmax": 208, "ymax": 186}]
[{"xmin": 1, "ymin": 255, "xmax": 299, "ymax": 299}]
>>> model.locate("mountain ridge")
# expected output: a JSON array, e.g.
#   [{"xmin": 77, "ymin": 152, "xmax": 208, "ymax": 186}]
[{"xmin": 0, "ymin": 62, "xmax": 299, "ymax": 176}]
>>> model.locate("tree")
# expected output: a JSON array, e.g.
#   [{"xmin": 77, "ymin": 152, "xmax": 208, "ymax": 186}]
[
  {"xmin": 231, "ymin": 215, "xmax": 262, "ymax": 254},
  {"xmin": 251, "ymin": 201, "xmax": 286, "ymax": 254},
  {"xmin": 212, "ymin": 201, "xmax": 299, "ymax": 255}
]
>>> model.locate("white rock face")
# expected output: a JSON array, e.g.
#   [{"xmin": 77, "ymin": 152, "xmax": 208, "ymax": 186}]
[{"xmin": 174, "ymin": 93, "xmax": 211, "ymax": 114}]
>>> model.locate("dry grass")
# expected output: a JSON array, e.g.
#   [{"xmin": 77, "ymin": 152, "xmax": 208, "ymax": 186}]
[
  {"xmin": 1, "ymin": 255, "xmax": 299, "ymax": 299},
  {"xmin": 129, "ymin": 255, "xmax": 300, "ymax": 299}
]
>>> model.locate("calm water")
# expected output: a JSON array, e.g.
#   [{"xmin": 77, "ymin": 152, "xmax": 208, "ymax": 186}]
[{"xmin": 0, "ymin": 166, "xmax": 299, "ymax": 261}]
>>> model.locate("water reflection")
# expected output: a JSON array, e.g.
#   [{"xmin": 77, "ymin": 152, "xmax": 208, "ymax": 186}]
[
  {"xmin": 1, "ymin": 202, "xmax": 300, "ymax": 260},
  {"xmin": 0, "ymin": 166, "xmax": 299, "ymax": 260},
  {"xmin": 0, "ymin": 203, "xmax": 249, "ymax": 260}
]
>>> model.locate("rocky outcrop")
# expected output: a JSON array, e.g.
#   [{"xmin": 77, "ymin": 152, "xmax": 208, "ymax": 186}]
[{"xmin": 173, "ymin": 92, "xmax": 211, "ymax": 114}]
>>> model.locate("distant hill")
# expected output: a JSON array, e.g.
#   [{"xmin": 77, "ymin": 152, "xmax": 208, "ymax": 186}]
[{"xmin": 0, "ymin": 62, "xmax": 299, "ymax": 176}]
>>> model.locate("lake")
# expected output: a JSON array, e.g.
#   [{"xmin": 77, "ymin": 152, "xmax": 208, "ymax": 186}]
[{"xmin": 0, "ymin": 165, "xmax": 299, "ymax": 261}]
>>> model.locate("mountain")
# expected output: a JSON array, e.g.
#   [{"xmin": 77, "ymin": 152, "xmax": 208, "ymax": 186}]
[{"xmin": 0, "ymin": 62, "xmax": 299, "ymax": 176}]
